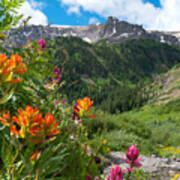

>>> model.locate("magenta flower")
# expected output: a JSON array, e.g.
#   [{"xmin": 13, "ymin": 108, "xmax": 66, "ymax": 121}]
[
  {"xmin": 107, "ymin": 165, "xmax": 124, "ymax": 180},
  {"xmin": 55, "ymin": 100, "xmax": 60, "ymax": 105},
  {"xmin": 53, "ymin": 67, "xmax": 60, "ymax": 75},
  {"xmin": 52, "ymin": 66, "xmax": 61, "ymax": 84},
  {"xmin": 122, "ymin": 145, "xmax": 142, "ymax": 168},
  {"xmin": 127, "ymin": 145, "xmax": 139, "ymax": 161},
  {"xmin": 86, "ymin": 175, "xmax": 92, "ymax": 180},
  {"xmin": 62, "ymin": 99, "xmax": 67, "ymax": 104},
  {"xmin": 38, "ymin": 39, "xmax": 47, "ymax": 49}
]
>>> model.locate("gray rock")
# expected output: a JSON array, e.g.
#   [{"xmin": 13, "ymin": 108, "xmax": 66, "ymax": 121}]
[
  {"xmin": 104, "ymin": 151, "xmax": 180, "ymax": 179},
  {"xmin": 4, "ymin": 16, "xmax": 180, "ymax": 47}
]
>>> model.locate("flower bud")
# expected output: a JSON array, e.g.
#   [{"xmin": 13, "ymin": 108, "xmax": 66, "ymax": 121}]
[
  {"xmin": 126, "ymin": 144, "xmax": 139, "ymax": 161},
  {"xmin": 109, "ymin": 165, "xmax": 123, "ymax": 180},
  {"xmin": 38, "ymin": 39, "xmax": 47, "ymax": 49}
]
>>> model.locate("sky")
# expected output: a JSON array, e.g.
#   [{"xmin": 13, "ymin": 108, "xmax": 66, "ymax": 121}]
[{"xmin": 17, "ymin": 0, "xmax": 180, "ymax": 31}]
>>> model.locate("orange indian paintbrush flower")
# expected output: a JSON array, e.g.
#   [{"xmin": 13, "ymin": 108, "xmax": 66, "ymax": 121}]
[
  {"xmin": 40, "ymin": 113, "xmax": 61, "ymax": 137},
  {"xmin": 0, "ymin": 54, "xmax": 27, "ymax": 83},
  {"xmin": 73, "ymin": 97, "xmax": 97, "ymax": 119},
  {"xmin": 0, "ymin": 111, "xmax": 11, "ymax": 126},
  {"xmin": 0, "ymin": 106, "xmax": 61, "ymax": 143},
  {"xmin": 73, "ymin": 97, "xmax": 93, "ymax": 117},
  {"xmin": 9, "ymin": 54, "xmax": 27, "ymax": 74},
  {"xmin": 0, "ymin": 106, "xmax": 61, "ymax": 142},
  {"xmin": 10, "ymin": 105, "xmax": 42, "ymax": 138}
]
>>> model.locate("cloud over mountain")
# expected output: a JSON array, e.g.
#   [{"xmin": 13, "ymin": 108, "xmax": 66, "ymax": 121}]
[
  {"xmin": 59, "ymin": 0, "xmax": 180, "ymax": 31},
  {"xmin": 18, "ymin": 0, "xmax": 48, "ymax": 25}
]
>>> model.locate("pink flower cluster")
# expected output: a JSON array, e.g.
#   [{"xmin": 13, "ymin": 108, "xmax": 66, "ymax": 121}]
[
  {"xmin": 106, "ymin": 165, "xmax": 123, "ymax": 180},
  {"xmin": 52, "ymin": 66, "xmax": 61, "ymax": 84},
  {"xmin": 122, "ymin": 144, "xmax": 142, "ymax": 171},
  {"xmin": 44, "ymin": 66, "xmax": 62, "ymax": 90},
  {"xmin": 106, "ymin": 145, "xmax": 142, "ymax": 180},
  {"xmin": 38, "ymin": 39, "xmax": 47, "ymax": 49}
]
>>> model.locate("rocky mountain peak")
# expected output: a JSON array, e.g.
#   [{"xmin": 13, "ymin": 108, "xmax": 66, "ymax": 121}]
[
  {"xmin": 100, "ymin": 16, "xmax": 146, "ymax": 39},
  {"xmin": 106, "ymin": 16, "xmax": 119, "ymax": 24},
  {"xmin": 4, "ymin": 16, "xmax": 180, "ymax": 46}
]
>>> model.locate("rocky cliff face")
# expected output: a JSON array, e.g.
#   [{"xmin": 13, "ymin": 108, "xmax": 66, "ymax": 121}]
[{"xmin": 5, "ymin": 16, "xmax": 180, "ymax": 46}]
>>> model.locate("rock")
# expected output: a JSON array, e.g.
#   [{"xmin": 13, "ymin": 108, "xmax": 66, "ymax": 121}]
[
  {"xmin": 103, "ymin": 151, "xmax": 180, "ymax": 179},
  {"xmin": 4, "ymin": 16, "xmax": 180, "ymax": 47}
]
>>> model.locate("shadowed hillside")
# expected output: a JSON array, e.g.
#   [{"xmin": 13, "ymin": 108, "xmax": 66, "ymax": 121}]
[{"xmin": 47, "ymin": 37, "xmax": 180, "ymax": 112}]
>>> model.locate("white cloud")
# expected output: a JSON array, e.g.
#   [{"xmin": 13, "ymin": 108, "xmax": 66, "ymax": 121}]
[
  {"xmin": 59, "ymin": 0, "xmax": 180, "ymax": 31},
  {"xmin": 89, "ymin": 17, "xmax": 99, "ymax": 24},
  {"xmin": 29, "ymin": 0, "xmax": 45, "ymax": 10},
  {"xmin": 67, "ymin": 6, "xmax": 80, "ymax": 15},
  {"xmin": 18, "ymin": 0, "xmax": 48, "ymax": 25}
]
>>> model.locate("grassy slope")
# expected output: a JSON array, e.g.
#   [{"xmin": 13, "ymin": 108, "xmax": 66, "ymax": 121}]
[
  {"xmin": 90, "ymin": 99, "xmax": 180, "ymax": 155},
  {"xmin": 47, "ymin": 37, "xmax": 180, "ymax": 103},
  {"xmin": 149, "ymin": 64, "xmax": 180, "ymax": 104},
  {"xmin": 89, "ymin": 66, "xmax": 180, "ymax": 155},
  {"xmin": 47, "ymin": 37, "xmax": 180, "ymax": 155}
]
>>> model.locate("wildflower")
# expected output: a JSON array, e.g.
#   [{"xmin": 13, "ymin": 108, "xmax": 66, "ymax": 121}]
[
  {"xmin": 41, "ymin": 113, "xmax": 61, "ymax": 138},
  {"xmin": 105, "ymin": 147, "xmax": 111, "ymax": 153},
  {"xmin": 0, "ymin": 54, "xmax": 8, "ymax": 67},
  {"xmin": 160, "ymin": 146, "xmax": 180, "ymax": 156},
  {"xmin": 127, "ymin": 144, "xmax": 139, "ymax": 161},
  {"xmin": 53, "ymin": 66, "xmax": 60, "ymax": 75},
  {"xmin": 73, "ymin": 97, "xmax": 97, "ymax": 118},
  {"xmin": 7, "ymin": 106, "xmax": 60, "ymax": 142},
  {"xmin": 0, "ymin": 111, "xmax": 11, "ymax": 126},
  {"xmin": 10, "ymin": 105, "xmax": 42, "ymax": 139},
  {"xmin": 0, "ymin": 54, "xmax": 27, "ymax": 83},
  {"xmin": 38, "ymin": 39, "xmax": 47, "ymax": 49},
  {"xmin": 107, "ymin": 165, "xmax": 124, "ymax": 180},
  {"xmin": 9, "ymin": 54, "xmax": 27, "ymax": 74},
  {"xmin": 103, "ymin": 139, "xmax": 107, "ymax": 145},
  {"xmin": 86, "ymin": 175, "xmax": 92, "ymax": 180},
  {"xmin": 171, "ymin": 173, "xmax": 180, "ymax": 180},
  {"xmin": 84, "ymin": 145, "xmax": 87, "ymax": 151},
  {"xmin": 0, "ymin": 33, "xmax": 6, "ymax": 40},
  {"xmin": 62, "ymin": 99, "xmax": 67, "ymax": 104},
  {"xmin": 55, "ymin": 100, "xmax": 60, "ymax": 105},
  {"xmin": 52, "ymin": 66, "xmax": 61, "ymax": 84},
  {"xmin": 122, "ymin": 145, "xmax": 142, "ymax": 169},
  {"xmin": 72, "ymin": 104, "xmax": 81, "ymax": 120}
]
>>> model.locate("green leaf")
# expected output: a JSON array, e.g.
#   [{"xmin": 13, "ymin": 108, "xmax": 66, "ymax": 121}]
[{"xmin": 0, "ymin": 87, "xmax": 14, "ymax": 104}]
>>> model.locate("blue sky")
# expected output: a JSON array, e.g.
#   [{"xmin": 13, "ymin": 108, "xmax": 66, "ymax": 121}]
[
  {"xmin": 41, "ymin": 1, "xmax": 106, "ymax": 26},
  {"xmin": 32, "ymin": 0, "xmax": 160, "ymax": 26},
  {"xmin": 143, "ymin": 0, "xmax": 161, "ymax": 7},
  {"xmin": 19, "ymin": 0, "xmax": 180, "ymax": 31}
]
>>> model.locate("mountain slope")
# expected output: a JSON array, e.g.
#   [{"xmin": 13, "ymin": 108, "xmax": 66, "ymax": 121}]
[
  {"xmin": 46, "ymin": 37, "xmax": 180, "ymax": 112},
  {"xmin": 149, "ymin": 64, "xmax": 180, "ymax": 104},
  {"xmin": 5, "ymin": 17, "xmax": 180, "ymax": 47}
]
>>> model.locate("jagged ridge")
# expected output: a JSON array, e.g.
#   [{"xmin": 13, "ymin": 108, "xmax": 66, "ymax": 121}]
[{"xmin": 5, "ymin": 16, "xmax": 180, "ymax": 46}]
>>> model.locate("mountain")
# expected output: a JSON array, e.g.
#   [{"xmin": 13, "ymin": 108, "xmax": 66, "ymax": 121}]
[
  {"xmin": 5, "ymin": 16, "xmax": 180, "ymax": 47},
  {"xmin": 149, "ymin": 64, "xmax": 180, "ymax": 104},
  {"xmin": 44, "ymin": 36, "xmax": 180, "ymax": 112},
  {"xmin": 4, "ymin": 17, "xmax": 180, "ymax": 112}
]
